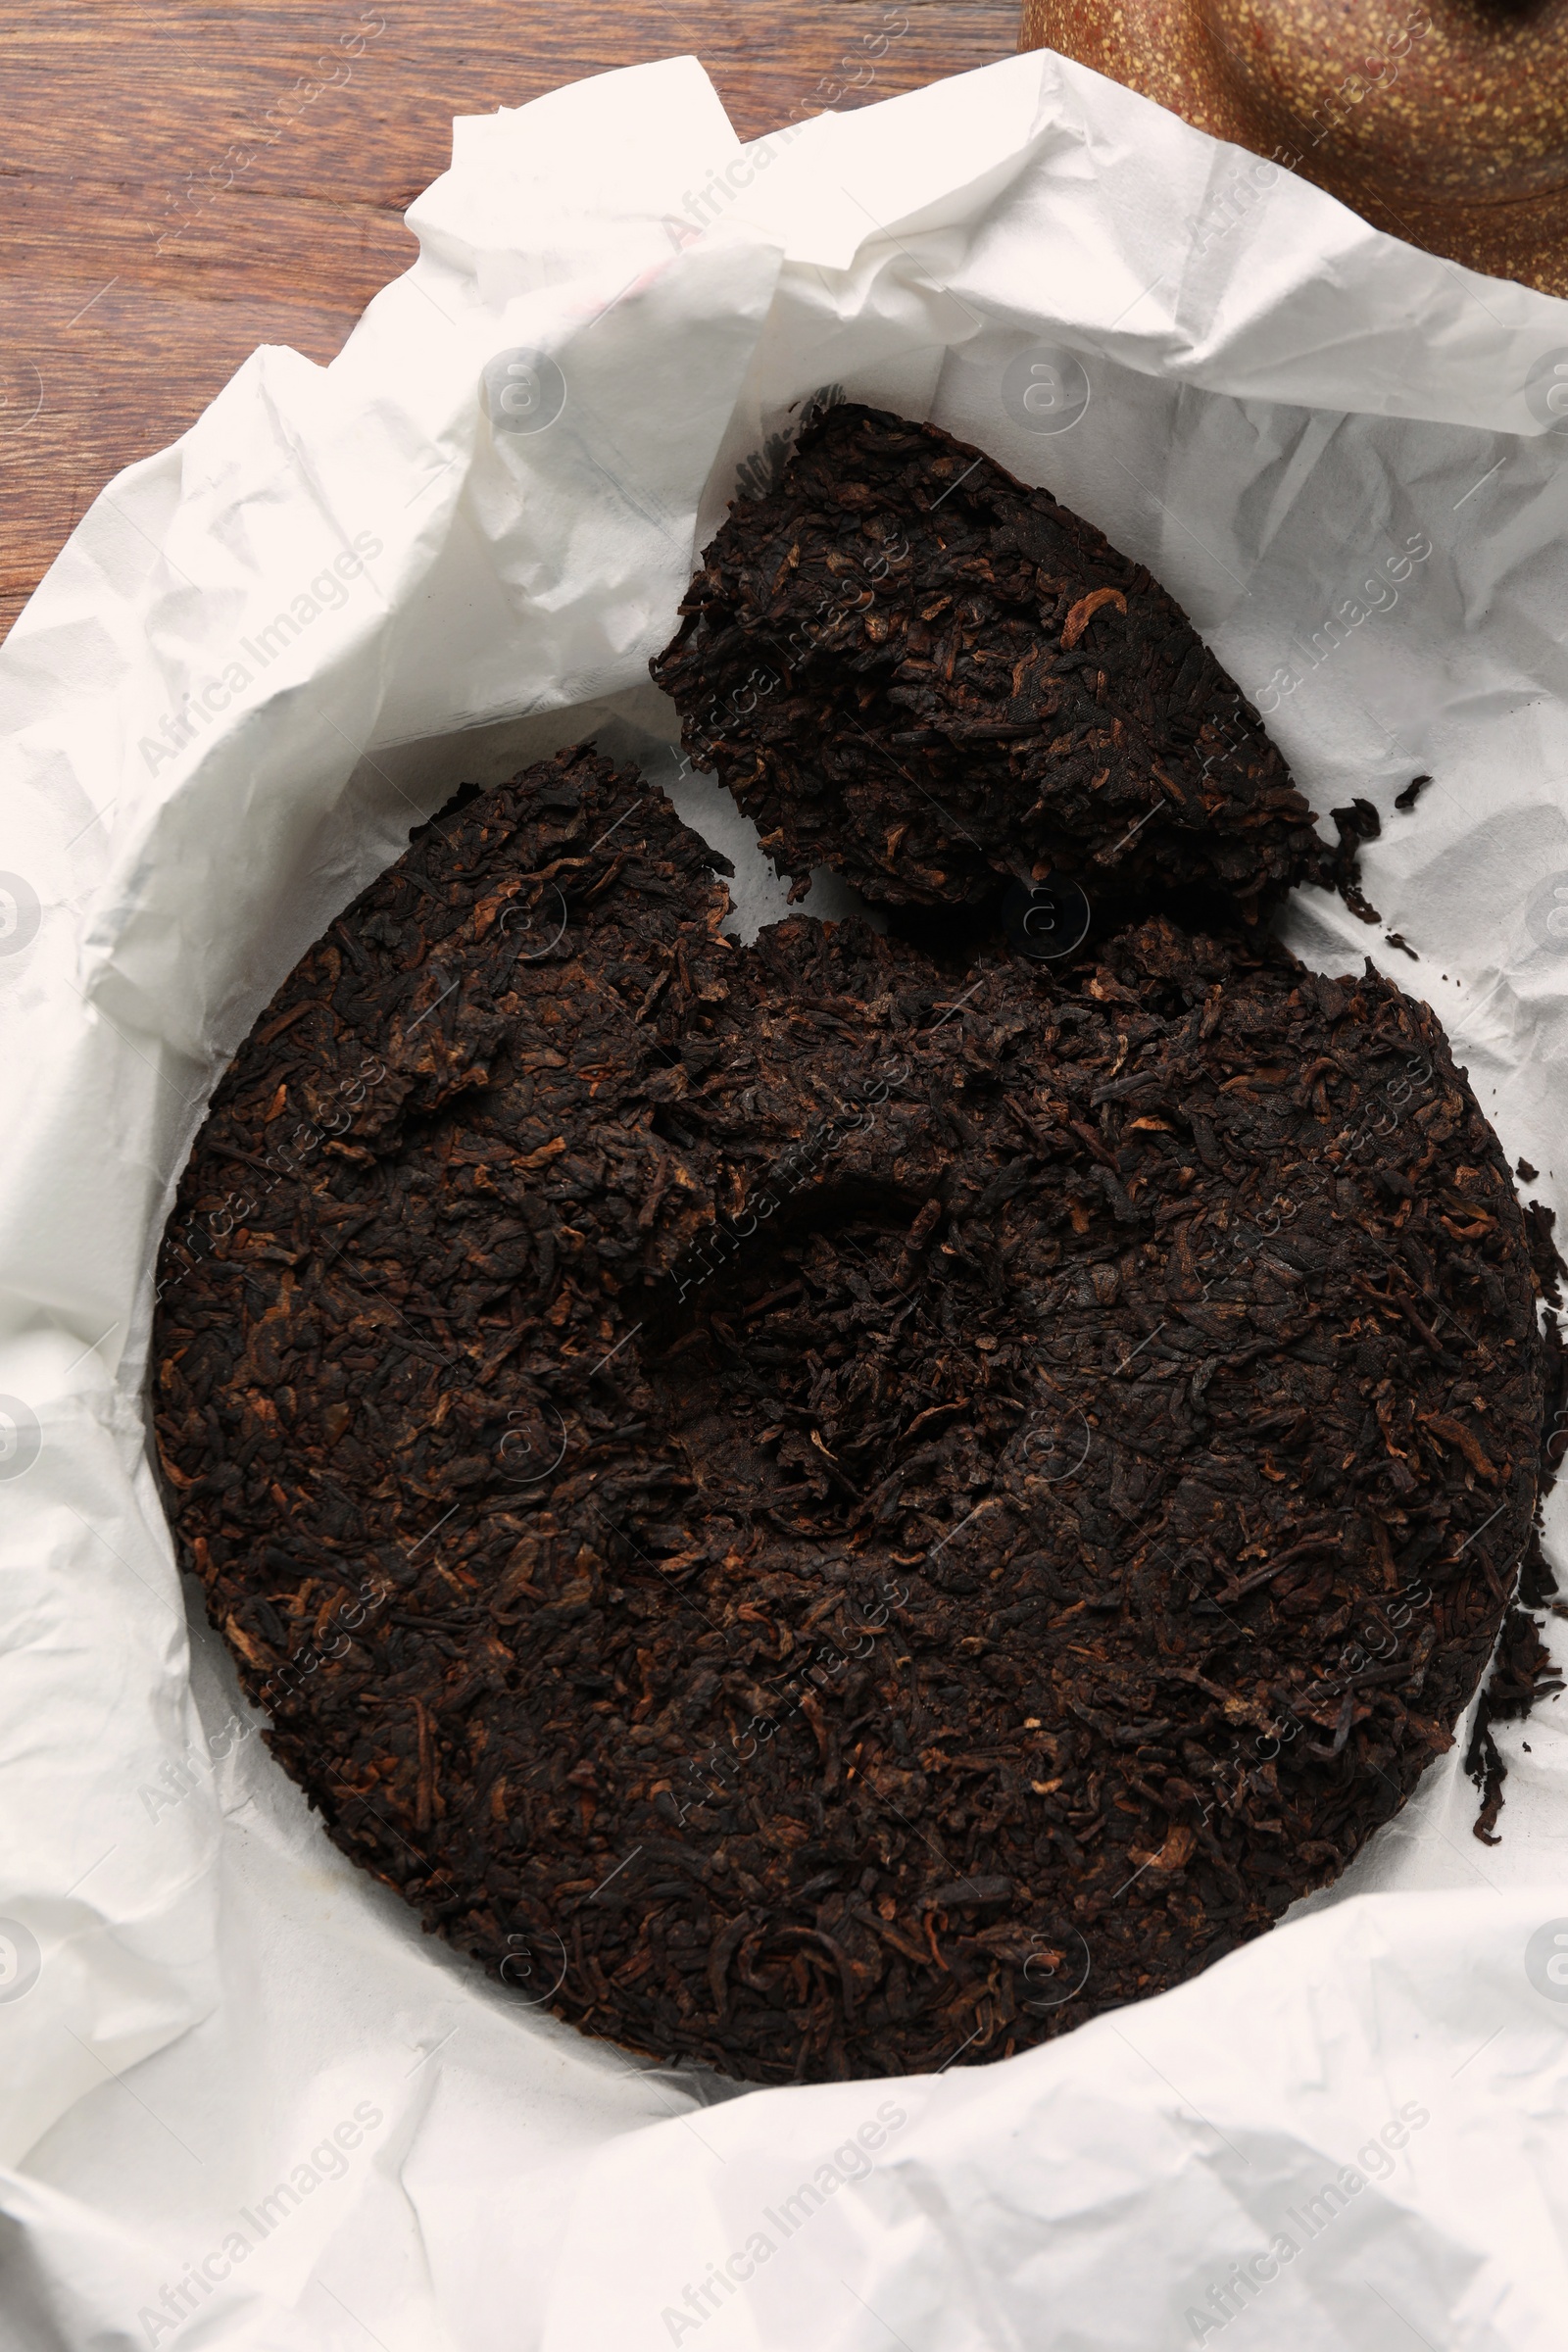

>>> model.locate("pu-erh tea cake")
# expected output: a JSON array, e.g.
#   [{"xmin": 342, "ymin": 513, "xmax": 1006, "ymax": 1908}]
[
  {"xmin": 651, "ymin": 402, "xmax": 1364, "ymax": 931},
  {"xmin": 153, "ymin": 739, "xmax": 1554, "ymax": 2085}
]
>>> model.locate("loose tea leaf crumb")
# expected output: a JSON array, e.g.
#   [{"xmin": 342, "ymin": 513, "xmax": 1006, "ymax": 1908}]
[{"xmin": 1467, "ymin": 1606, "xmax": 1565, "ymax": 1842}]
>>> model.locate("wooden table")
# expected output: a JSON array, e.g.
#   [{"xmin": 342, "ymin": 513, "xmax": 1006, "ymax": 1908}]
[{"xmin": 0, "ymin": 0, "xmax": 1021, "ymax": 642}]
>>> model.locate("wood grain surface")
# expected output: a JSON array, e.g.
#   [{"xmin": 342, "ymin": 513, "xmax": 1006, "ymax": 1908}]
[{"xmin": 0, "ymin": 0, "xmax": 1021, "ymax": 642}]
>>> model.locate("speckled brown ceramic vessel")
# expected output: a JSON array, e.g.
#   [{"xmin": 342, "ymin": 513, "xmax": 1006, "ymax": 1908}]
[{"xmin": 1020, "ymin": 0, "xmax": 1568, "ymax": 296}]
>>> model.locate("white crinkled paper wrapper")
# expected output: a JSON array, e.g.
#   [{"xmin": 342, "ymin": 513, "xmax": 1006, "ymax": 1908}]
[{"xmin": 6, "ymin": 44, "xmax": 1568, "ymax": 2352}]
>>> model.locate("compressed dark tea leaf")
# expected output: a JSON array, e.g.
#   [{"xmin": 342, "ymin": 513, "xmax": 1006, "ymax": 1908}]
[
  {"xmin": 651, "ymin": 403, "xmax": 1355, "ymax": 929},
  {"xmin": 153, "ymin": 743, "xmax": 1552, "ymax": 2085}
]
